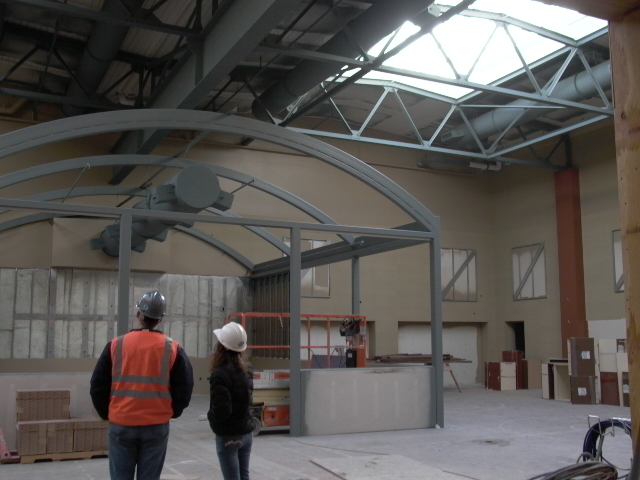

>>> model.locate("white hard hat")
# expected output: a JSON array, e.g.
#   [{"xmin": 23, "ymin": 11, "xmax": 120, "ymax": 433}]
[{"xmin": 214, "ymin": 322, "xmax": 247, "ymax": 352}]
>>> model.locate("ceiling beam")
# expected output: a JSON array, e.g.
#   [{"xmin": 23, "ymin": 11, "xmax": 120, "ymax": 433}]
[
  {"xmin": 109, "ymin": 0, "xmax": 298, "ymax": 185},
  {"xmin": 0, "ymin": 0, "xmax": 196, "ymax": 37}
]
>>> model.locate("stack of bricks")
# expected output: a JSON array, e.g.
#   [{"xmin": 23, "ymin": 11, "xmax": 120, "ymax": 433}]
[{"xmin": 15, "ymin": 389, "xmax": 108, "ymax": 458}]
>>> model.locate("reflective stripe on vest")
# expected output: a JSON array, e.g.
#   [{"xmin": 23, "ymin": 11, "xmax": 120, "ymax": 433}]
[{"xmin": 109, "ymin": 331, "xmax": 178, "ymax": 426}]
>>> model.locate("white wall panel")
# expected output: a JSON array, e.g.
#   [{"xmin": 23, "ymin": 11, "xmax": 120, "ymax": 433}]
[
  {"xmin": 3, "ymin": 268, "xmax": 250, "ymax": 359},
  {"xmin": 398, "ymin": 322, "xmax": 479, "ymax": 386},
  {"xmin": 30, "ymin": 319, "xmax": 47, "ymax": 358},
  {"xmin": 12, "ymin": 320, "xmax": 30, "ymax": 358}
]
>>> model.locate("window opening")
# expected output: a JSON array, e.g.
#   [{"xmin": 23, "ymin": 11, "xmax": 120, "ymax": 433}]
[
  {"xmin": 512, "ymin": 243, "xmax": 546, "ymax": 300},
  {"xmin": 613, "ymin": 230, "xmax": 624, "ymax": 293},
  {"xmin": 284, "ymin": 237, "xmax": 330, "ymax": 297},
  {"xmin": 441, "ymin": 248, "xmax": 477, "ymax": 301}
]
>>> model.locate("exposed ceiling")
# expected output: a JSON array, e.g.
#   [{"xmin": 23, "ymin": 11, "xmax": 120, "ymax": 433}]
[{"xmin": 0, "ymin": 0, "xmax": 620, "ymax": 175}]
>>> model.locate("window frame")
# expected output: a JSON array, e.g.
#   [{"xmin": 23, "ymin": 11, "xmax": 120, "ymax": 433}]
[
  {"xmin": 441, "ymin": 247, "xmax": 477, "ymax": 302},
  {"xmin": 511, "ymin": 242, "xmax": 547, "ymax": 301}
]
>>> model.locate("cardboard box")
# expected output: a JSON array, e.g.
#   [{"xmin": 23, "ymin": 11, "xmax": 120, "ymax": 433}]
[
  {"xmin": 598, "ymin": 353, "xmax": 617, "ymax": 373},
  {"xmin": 570, "ymin": 376, "xmax": 596, "ymax": 405},
  {"xmin": 600, "ymin": 372, "xmax": 619, "ymax": 406},
  {"xmin": 16, "ymin": 390, "xmax": 70, "ymax": 422},
  {"xmin": 16, "ymin": 422, "xmax": 47, "ymax": 456},
  {"xmin": 598, "ymin": 339, "xmax": 617, "ymax": 354},
  {"xmin": 500, "ymin": 362, "xmax": 516, "ymax": 377},
  {"xmin": 621, "ymin": 372, "xmax": 630, "ymax": 407},
  {"xmin": 74, "ymin": 419, "xmax": 108, "ymax": 452},
  {"xmin": 541, "ymin": 363, "xmax": 551, "ymax": 399},
  {"xmin": 485, "ymin": 362, "xmax": 500, "ymax": 390},
  {"xmin": 16, "ymin": 419, "xmax": 75, "ymax": 455},
  {"xmin": 485, "ymin": 362, "xmax": 516, "ymax": 391},
  {"xmin": 568, "ymin": 338, "xmax": 596, "ymax": 377},
  {"xmin": 46, "ymin": 420, "xmax": 74, "ymax": 454}
]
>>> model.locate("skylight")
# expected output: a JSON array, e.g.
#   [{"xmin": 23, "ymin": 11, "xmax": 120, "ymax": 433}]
[{"xmin": 342, "ymin": 0, "xmax": 607, "ymax": 100}]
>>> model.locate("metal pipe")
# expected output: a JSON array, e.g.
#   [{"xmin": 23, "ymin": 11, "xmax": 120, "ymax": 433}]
[
  {"xmin": 62, "ymin": 0, "xmax": 145, "ymax": 116},
  {"xmin": 441, "ymin": 61, "xmax": 611, "ymax": 147},
  {"xmin": 252, "ymin": 0, "xmax": 433, "ymax": 121},
  {"xmin": 91, "ymin": 164, "xmax": 234, "ymax": 256}
]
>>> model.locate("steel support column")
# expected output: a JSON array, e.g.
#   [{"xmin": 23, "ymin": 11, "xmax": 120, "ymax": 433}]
[
  {"xmin": 289, "ymin": 227, "xmax": 302, "ymax": 437},
  {"xmin": 352, "ymin": 256, "xmax": 360, "ymax": 315},
  {"xmin": 430, "ymin": 225, "xmax": 443, "ymax": 427},
  {"xmin": 117, "ymin": 213, "xmax": 132, "ymax": 336}
]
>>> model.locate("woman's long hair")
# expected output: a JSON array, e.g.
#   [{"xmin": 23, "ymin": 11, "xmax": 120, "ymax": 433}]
[{"xmin": 210, "ymin": 342, "xmax": 248, "ymax": 373}]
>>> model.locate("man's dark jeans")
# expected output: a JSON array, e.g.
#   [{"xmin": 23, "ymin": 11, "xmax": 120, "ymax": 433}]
[{"xmin": 108, "ymin": 422, "xmax": 169, "ymax": 480}]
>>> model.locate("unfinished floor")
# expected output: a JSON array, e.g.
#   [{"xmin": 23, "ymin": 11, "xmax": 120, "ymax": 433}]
[{"xmin": 0, "ymin": 384, "xmax": 632, "ymax": 480}]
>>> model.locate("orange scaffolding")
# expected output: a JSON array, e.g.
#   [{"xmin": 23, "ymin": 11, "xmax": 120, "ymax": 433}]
[{"xmin": 226, "ymin": 313, "xmax": 367, "ymax": 368}]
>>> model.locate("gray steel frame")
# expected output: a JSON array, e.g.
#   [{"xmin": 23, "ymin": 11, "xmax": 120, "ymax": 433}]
[
  {"xmin": 0, "ymin": 109, "xmax": 444, "ymax": 433},
  {"xmin": 260, "ymin": 21, "xmax": 611, "ymax": 167}
]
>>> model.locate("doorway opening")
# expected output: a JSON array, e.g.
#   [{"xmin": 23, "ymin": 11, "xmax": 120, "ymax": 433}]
[{"xmin": 507, "ymin": 321, "xmax": 525, "ymax": 357}]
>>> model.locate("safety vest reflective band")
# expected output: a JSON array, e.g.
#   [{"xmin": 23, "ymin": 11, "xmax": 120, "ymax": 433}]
[{"xmin": 109, "ymin": 330, "xmax": 178, "ymax": 426}]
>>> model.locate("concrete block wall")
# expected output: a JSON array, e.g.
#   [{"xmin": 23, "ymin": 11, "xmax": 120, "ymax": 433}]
[{"xmin": 0, "ymin": 268, "xmax": 252, "ymax": 359}]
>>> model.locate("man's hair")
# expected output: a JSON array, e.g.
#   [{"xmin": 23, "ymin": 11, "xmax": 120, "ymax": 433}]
[{"xmin": 141, "ymin": 315, "xmax": 161, "ymax": 329}]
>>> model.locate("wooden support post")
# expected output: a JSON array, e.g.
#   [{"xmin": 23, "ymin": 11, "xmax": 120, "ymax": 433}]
[{"xmin": 610, "ymin": 7, "xmax": 640, "ymax": 448}]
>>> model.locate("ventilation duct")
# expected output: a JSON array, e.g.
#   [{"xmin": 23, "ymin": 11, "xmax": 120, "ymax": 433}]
[
  {"xmin": 91, "ymin": 165, "xmax": 234, "ymax": 257},
  {"xmin": 252, "ymin": 0, "xmax": 434, "ymax": 121},
  {"xmin": 441, "ymin": 60, "xmax": 612, "ymax": 148},
  {"xmin": 62, "ymin": 0, "xmax": 145, "ymax": 117}
]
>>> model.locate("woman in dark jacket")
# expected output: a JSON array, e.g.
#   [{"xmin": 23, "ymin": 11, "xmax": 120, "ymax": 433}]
[{"xmin": 208, "ymin": 322, "xmax": 254, "ymax": 480}]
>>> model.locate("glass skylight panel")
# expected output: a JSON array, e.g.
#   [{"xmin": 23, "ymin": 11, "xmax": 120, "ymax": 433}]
[
  {"xmin": 341, "ymin": 0, "xmax": 606, "ymax": 100},
  {"xmin": 431, "ymin": 16, "xmax": 496, "ymax": 77},
  {"xmin": 467, "ymin": 0, "xmax": 607, "ymax": 40}
]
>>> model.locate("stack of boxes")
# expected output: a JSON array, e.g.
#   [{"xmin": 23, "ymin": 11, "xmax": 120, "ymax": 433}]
[
  {"xmin": 15, "ymin": 389, "xmax": 108, "ymax": 459},
  {"xmin": 597, "ymin": 338, "xmax": 629, "ymax": 407},
  {"xmin": 568, "ymin": 338, "xmax": 597, "ymax": 404},
  {"xmin": 541, "ymin": 337, "xmax": 629, "ymax": 406},
  {"xmin": 485, "ymin": 351, "xmax": 536, "ymax": 391}
]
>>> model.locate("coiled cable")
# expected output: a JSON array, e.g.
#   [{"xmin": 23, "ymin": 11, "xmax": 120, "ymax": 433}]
[{"xmin": 526, "ymin": 461, "xmax": 617, "ymax": 480}]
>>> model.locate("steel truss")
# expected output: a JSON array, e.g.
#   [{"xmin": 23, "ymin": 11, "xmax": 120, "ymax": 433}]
[{"xmin": 256, "ymin": 11, "xmax": 611, "ymax": 169}]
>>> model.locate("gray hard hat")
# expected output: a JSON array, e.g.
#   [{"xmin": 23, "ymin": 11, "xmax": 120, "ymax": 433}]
[{"xmin": 136, "ymin": 291, "xmax": 166, "ymax": 319}]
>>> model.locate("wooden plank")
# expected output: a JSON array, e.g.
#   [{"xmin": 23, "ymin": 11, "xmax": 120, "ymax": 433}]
[
  {"xmin": 610, "ymin": 7, "xmax": 640, "ymax": 448},
  {"xmin": 20, "ymin": 449, "xmax": 108, "ymax": 464}
]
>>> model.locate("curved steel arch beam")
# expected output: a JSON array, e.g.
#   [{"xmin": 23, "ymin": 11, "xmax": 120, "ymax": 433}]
[
  {"xmin": 0, "ymin": 185, "xmax": 290, "ymax": 254},
  {"xmin": 0, "ymin": 110, "xmax": 438, "ymax": 232},
  {"xmin": 0, "ymin": 155, "xmax": 351, "ymax": 246},
  {"xmin": 0, "ymin": 210, "xmax": 255, "ymax": 271}
]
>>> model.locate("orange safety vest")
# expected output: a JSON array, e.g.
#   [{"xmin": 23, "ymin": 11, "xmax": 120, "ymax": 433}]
[{"xmin": 109, "ymin": 330, "xmax": 178, "ymax": 426}]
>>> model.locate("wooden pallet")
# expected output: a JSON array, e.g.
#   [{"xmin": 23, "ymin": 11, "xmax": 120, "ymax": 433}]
[{"xmin": 20, "ymin": 450, "xmax": 108, "ymax": 464}]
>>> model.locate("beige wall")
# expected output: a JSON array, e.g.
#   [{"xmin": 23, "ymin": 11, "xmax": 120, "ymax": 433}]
[{"xmin": 0, "ymin": 118, "xmax": 625, "ymax": 380}]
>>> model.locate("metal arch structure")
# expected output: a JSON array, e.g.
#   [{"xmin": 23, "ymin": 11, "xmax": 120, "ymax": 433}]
[
  {"xmin": 0, "ymin": 210, "xmax": 255, "ymax": 271},
  {"xmin": 0, "ymin": 109, "xmax": 439, "ymax": 232},
  {"xmin": 0, "ymin": 109, "xmax": 443, "ymax": 433},
  {"xmin": 0, "ymin": 155, "xmax": 354, "ymax": 247},
  {"xmin": 0, "ymin": 185, "xmax": 298, "ymax": 269}
]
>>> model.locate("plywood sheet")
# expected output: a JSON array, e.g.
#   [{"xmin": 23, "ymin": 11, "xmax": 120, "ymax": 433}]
[{"xmin": 311, "ymin": 454, "xmax": 467, "ymax": 480}]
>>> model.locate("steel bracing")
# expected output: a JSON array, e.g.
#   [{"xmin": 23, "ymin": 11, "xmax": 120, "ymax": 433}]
[{"xmin": 256, "ymin": 17, "xmax": 611, "ymax": 169}]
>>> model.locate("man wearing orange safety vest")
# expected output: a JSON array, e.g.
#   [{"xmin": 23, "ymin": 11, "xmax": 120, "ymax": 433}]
[{"xmin": 90, "ymin": 291, "xmax": 194, "ymax": 480}]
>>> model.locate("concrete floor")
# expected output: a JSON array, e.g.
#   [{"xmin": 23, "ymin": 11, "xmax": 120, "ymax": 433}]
[{"xmin": 0, "ymin": 384, "xmax": 632, "ymax": 480}]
